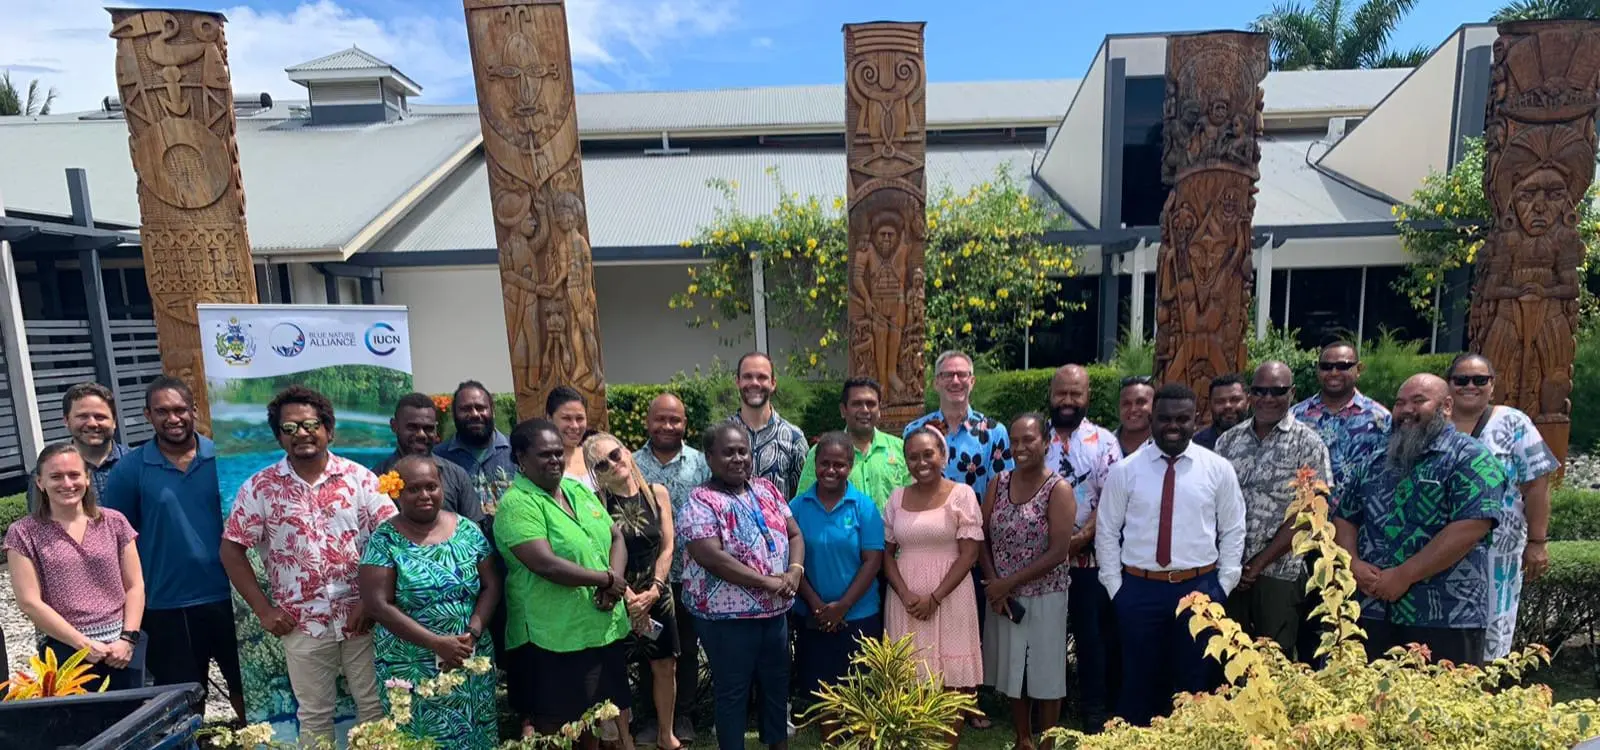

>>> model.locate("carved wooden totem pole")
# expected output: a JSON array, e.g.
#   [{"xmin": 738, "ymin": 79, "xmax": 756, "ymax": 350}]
[
  {"xmin": 844, "ymin": 22, "xmax": 927, "ymax": 429},
  {"xmin": 111, "ymin": 8, "xmax": 258, "ymax": 436},
  {"xmin": 1153, "ymin": 32, "xmax": 1267, "ymax": 420},
  {"xmin": 463, "ymin": 0, "xmax": 606, "ymax": 426},
  {"xmin": 1470, "ymin": 20, "xmax": 1600, "ymax": 465}
]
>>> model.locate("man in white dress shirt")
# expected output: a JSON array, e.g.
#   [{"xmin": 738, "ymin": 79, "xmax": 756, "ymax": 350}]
[{"xmin": 1096, "ymin": 383, "xmax": 1247, "ymax": 726}]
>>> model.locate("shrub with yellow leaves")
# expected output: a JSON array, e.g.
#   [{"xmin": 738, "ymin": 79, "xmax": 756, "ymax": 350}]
[
  {"xmin": 1043, "ymin": 467, "xmax": 1600, "ymax": 750},
  {"xmin": 669, "ymin": 167, "xmax": 1081, "ymax": 374},
  {"xmin": 0, "ymin": 645, "xmax": 108, "ymax": 700}
]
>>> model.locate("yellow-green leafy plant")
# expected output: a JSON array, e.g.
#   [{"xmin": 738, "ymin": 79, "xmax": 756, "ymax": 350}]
[
  {"xmin": 1044, "ymin": 467, "xmax": 1600, "ymax": 749},
  {"xmin": 0, "ymin": 645, "xmax": 108, "ymax": 700},
  {"xmin": 670, "ymin": 167, "xmax": 1080, "ymax": 374},
  {"xmin": 798, "ymin": 633, "xmax": 978, "ymax": 748}
]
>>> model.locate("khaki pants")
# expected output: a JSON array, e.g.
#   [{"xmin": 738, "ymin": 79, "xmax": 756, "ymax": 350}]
[{"xmin": 282, "ymin": 631, "xmax": 384, "ymax": 745}]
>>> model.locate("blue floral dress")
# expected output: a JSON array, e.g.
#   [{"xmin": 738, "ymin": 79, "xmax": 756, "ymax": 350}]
[{"xmin": 361, "ymin": 518, "xmax": 497, "ymax": 749}]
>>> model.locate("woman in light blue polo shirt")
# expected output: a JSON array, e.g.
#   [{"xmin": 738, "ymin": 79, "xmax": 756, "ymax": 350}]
[{"xmin": 789, "ymin": 432, "xmax": 885, "ymax": 703}]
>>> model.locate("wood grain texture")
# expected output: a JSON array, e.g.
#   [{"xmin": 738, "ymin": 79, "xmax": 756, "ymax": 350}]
[
  {"xmin": 845, "ymin": 22, "xmax": 927, "ymax": 429},
  {"xmin": 1471, "ymin": 20, "xmax": 1600, "ymax": 465},
  {"xmin": 110, "ymin": 8, "xmax": 258, "ymax": 436},
  {"xmin": 1153, "ymin": 32, "xmax": 1267, "ymax": 421},
  {"xmin": 463, "ymin": 0, "xmax": 607, "ymax": 426}
]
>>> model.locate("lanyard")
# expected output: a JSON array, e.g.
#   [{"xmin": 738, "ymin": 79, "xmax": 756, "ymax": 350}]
[{"xmin": 729, "ymin": 487, "xmax": 777, "ymax": 555}]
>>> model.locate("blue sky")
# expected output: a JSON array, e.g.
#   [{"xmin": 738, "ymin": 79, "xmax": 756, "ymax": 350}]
[{"xmin": 4, "ymin": 0, "xmax": 1518, "ymax": 111}]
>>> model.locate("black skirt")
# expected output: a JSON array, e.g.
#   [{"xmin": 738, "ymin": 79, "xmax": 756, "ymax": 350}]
[
  {"xmin": 508, "ymin": 638, "xmax": 633, "ymax": 724},
  {"xmin": 625, "ymin": 593, "xmax": 682, "ymax": 662}
]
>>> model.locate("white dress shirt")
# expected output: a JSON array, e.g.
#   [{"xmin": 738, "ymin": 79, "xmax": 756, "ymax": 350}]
[{"xmin": 1095, "ymin": 441, "xmax": 1247, "ymax": 598}]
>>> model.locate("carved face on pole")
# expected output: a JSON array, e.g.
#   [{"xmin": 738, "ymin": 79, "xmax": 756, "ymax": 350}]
[
  {"xmin": 1512, "ymin": 167, "xmax": 1571, "ymax": 237},
  {"xmin": 1207, "ymin": 98, "xmax": 1231, "ymax": 127},
  {"xmin": 871, "ymin": 212, "xmax": 903, "ymax": 260},
  {"xmin": 553, "ymin": 192, "xmax": 584, "ymax": 233}
]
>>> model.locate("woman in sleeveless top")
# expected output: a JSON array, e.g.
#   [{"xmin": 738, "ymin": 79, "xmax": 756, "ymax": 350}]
[
  {"xmin": 980, "ymin": 414, "xmax": 1076, "ymax": 750},
  {"xmin": 585, "ymin": 431, "xmax": 684, "ymax": 750}
]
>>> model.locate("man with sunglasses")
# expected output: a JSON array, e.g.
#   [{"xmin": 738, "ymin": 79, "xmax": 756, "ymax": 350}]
[
  {"xmin": 377, "ymin": 392, "xmax": 484, "ymax": 522},
  {"xmin": 1214, "ymin": 362, "xmax": 1331, "ymax": 658},
  {"xmin": 221, "ymin": 386, "xmax": 395, "ymax": 744}
]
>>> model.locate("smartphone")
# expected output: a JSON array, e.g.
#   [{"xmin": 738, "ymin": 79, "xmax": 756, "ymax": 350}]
[
  {"xmin": 642, "ymin": 618, "xmax": 664, "ymax": 641},
  {"xmin": 1006, "ymin": 597, "xmax": 1026, "ymax": 624}
]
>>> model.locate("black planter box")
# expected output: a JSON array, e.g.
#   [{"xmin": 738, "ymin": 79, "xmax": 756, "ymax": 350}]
[{"xmin": 0, "ymin": 683, "xmax": 204, "ymax": 749}]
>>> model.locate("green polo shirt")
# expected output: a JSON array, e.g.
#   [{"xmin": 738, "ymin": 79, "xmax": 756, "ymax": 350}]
[
  {"xmin": 796, "ymin": 429, "xmax": 912, "ymax": 511},
  {"xmin": 494, "ymin": 474, "xmax": 628, "ymax": 652}
]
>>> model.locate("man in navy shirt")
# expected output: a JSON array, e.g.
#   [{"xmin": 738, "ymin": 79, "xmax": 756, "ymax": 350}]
[
  {"xmin": 27, "ymin": 382, "xmax": 129, "ymax": 512},
  {"xmin": 102, "ymin": 376, "xmax": 243, "ymax": 721}
]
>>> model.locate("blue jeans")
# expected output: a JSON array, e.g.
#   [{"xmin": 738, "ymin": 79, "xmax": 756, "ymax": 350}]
[
  {"xmin": 1068, "ymin": 567, "xmax": 1119, "ymax": 726},
  {"xmin": 1112, "ymin": 571, "xmax": 1223, "ymax": 726},
  {"xmin": 696, "ymin": 614, "xmax": 790, "ymax": 750}
]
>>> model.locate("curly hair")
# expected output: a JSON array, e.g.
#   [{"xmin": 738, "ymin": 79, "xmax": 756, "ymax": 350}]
[{"xmin": 267, "ymin": 385, "xmax": 336, "ymax": 433}]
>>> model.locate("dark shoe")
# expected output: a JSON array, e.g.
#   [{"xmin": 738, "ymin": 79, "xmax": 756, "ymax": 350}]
[{"xmin": 674, "ymin": 717, "xmax": 696, "ymax": 744}]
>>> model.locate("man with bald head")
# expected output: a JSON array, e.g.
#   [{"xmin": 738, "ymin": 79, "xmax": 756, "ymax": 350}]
[
  {"xmin": 1045, "ymin": 364, "xmax": 1122, "ymax": 731},
  {"xmin": 1215, "ymin": 361, "xmax": 1331, "ymax": 658},
  {"xmin": 633, "ymin": 391, "xmax": 711, "ymax": 744},
  {"xmin": 1333, "ymin": 374, "xmax": 1507, "ymax": 665}
]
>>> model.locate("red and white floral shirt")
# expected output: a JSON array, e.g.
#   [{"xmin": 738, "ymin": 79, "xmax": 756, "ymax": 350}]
[{"xmin": 223, "ymin": 454, "xmax": 396, "ymax": 639}]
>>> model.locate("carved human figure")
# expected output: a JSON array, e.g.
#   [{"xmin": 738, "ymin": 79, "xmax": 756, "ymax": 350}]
[
  {"xmin": 551, "ymin": 191, "xmax": 602, "ymax": 393},
  {"xmin": 852, "ymin": 209, "xmax": 910, "ymax": 393}
]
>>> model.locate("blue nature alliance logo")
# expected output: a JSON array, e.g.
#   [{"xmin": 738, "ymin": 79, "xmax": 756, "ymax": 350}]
[{"xmin": 269, "ymin": 323, "xmax": 307, "ymax": 358}]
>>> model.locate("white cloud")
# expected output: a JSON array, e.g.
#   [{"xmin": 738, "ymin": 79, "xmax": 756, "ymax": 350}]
[{"xmin": 0, "ymin": 0, "xmax": 739, "ymax": 113}]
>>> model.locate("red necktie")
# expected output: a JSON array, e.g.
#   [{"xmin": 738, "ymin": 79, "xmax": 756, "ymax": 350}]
[{"xmin": 1157, "ymin": 455, "xmax": 1178, "ymax": 568}]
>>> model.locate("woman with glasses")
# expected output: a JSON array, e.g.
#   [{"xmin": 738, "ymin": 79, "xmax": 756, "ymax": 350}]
[
  {"xmin": 6, "ymin": 443, "xmax": 146, "ymax": 691},
  {"xmin": 584, "ymin": 431, "xmax": 683, "ymax": 750},
  {"xmin": 1445, "ymin": 354, "xmax": 1558, "ymax": 661}
]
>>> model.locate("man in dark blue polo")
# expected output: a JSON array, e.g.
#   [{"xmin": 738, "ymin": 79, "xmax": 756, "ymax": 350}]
[
  {"xmin": 28, "ymin": 381, "xmax": 129, "ymax": 512},
  {"xmin": 101, "ymin": 376, "xmax": 244, "ymax": 720}
]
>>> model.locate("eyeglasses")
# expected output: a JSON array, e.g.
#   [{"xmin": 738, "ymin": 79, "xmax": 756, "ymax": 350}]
[
  {"xmin": 592, "ymin": 447, "xmax": 627, "ymax": 474},
  {"xmin": 1318, "ymin": 361, "xmax": 1357, "ymax": 372},
  {"xmin": 935, "ymin": 371, "xmax": 974, "ymax": 382},
  {"xmin": 279, "ymin": 419, "xmax": 323, "ymax": 436},
  {"xmin": 1451, "ymin": 375, "xmax": 1493, "ymax": 387},
  {"xmin": 1120, "ymin": 375, "xmax": 1153, "ymax": 388},
  {"xmin": 1251, "ymin": 385, "xmax": 1292, "ymax": 397}
]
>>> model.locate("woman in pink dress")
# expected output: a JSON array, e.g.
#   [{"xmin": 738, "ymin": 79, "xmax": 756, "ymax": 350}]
[{"xmin": 882, "ymin": 426, "xmax": 984, "ymax": 746}]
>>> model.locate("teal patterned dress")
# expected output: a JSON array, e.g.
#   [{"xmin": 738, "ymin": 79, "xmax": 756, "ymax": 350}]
[{"xmin": 361, "ymin": 518, "xmax": 497, "ymax": 749}]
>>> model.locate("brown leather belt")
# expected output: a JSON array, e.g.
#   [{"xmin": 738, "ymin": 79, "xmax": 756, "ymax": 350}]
[{"xmin": 1123, "ymin": 563, "xmax": 1217, "ymax": 583}]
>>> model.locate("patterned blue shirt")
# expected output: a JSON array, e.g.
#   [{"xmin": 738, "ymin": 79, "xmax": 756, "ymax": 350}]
[
  {"xmin": 730, "ymin": 410, "xmax": 808, "ymax": 500},
  {"xmin": 1292, "ymin": 391, "xmax": 1392, "ymax": 505},
  {"xmin": 634, "ymin": 443, "xmax": 712, "ymax": 582},
  {"xmin": 903, "ymin": 408, "xmax": 1014, "ymax": 499},
  {"xmin": 435, "ymin": 431, "xmax": 518, "ymax": 515},
  {"xmin": 1334, "ymin": 426, "xmax": 1507, "ymax": 629}
]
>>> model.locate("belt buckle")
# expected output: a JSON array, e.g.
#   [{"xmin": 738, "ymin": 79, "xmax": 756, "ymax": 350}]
[{"xmin": 1166, "ymin": 569, "xmax": 1179, "ymax": 583}]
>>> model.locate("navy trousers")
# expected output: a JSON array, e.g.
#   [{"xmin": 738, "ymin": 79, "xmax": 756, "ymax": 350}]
[
  {"xmin": 696, "ymin": 614, "xmax": 790, "ymax": 750},
  {"xmin": 1112, "ymin": 571, "xmax": 1224, "ymax": 727},
  {"xmin": 1068, "ymin": 567, "xmax": 1120, "ymax": 730}
]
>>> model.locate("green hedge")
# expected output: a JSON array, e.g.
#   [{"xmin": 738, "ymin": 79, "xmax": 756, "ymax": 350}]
[
  {"xmin": 1551, "ymin": 487, "xmax": 1600, "ymax": 542},
  {"xmin": 1518, "ymin": 540, "xmax": 1600, "ymax": 651},
  {"xmin": 0, "ymin": 493, "xmax": 24, "ymax": 539}
]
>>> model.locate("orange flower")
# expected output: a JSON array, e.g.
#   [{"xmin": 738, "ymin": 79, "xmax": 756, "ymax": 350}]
[
  {"xmin": 432, "ymin": 395, "xmax": 452, "ymax": 414},
  {"xmin": 378, "ymin": 471, "xmax": 405, "ymax": 500}
]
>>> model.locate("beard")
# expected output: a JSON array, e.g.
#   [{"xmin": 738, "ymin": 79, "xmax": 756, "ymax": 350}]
[
  {"xmin": 742, "ymin": 388, "xmax": 771, "ymax": 408},
  {"xmin": 1214, "ymin": 412, "xmax": 1243, "ymax": 431},
  {"xmin": 1386, "ymin": 411, "xmax": 1447, "ymax": 473},
  {"xmin": 1049, "ymin": 404, "xmax": 1085, "ymax": 432}
]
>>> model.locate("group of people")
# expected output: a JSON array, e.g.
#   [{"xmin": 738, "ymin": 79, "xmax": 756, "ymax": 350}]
[{"xmin": 2, "ymin": 341, "xmax": 1554, "ymax": 750}]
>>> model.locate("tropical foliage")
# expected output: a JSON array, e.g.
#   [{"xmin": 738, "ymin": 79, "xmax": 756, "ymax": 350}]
[
  {"xmin": 0, "ymin": 71, "xmax": 56, "ymax": 117},
  {"xmin": 669, "ymin": 168, "xmax": 1080, "ymax": 374},
  {"xmin": 1043, "ymin": 469, "xmax": 1600, "ymax": 749},
  {"xmin": 1492, "ymin": 0, "xmax": 1600, "ymax": 21},
  {"xmin": 800, "ymin": 633, "xmax": 978, "ymax": 748},
  {"xmin": 0, "ymin": 646, "xmax": 108, "ymax": 699},
  {"xmin": 1251, "ymin": 0, "xmax": 1431, "ymax": 70},
  {"xmin": 1393, "ymin": 137, "xmax": 1600, "ymax": 315}
]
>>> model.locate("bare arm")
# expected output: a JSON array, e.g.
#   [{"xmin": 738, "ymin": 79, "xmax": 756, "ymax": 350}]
[
  {"xmin": 1001, "ymin": 481, "xmax": 1077, "ymax": 587},
  {"xmin": 1069, "ymin": 509, "xmax": 1097, "ymax": 557},
  {"xmin": 509, "ymin": 539, "xmax": 612, "ymax": 588},
  {"xmin": 8, "ymin": 551, "xmax": 95, "ymax": 648},
  {"xmin": 651, "ymin": 484, "xmax": 675, "ymax": 587},
  {"xmin": 220, "ymin": 539, "xmax": 274, "ymax": 615},
  {"xmin": 360, "ymin": 564, "xmax": 442, "ymax": 649},
  {"xmin": 1249, "ymin": 518, "xmax": 1300, "ymax": 573},
  {"xmin": 1393, "ymin": 519, "xmax": 1495, "ymax": 585},
  {"xmin": 686, "ymin": 538, "xmax": 777, "ymax": 592},
  {"xmin": 881, "ymin": 541, "xmax": 913, "ymax": 601},
  {"xmin": 786, "ymin": 515, "xmax": 805, "ymax": 571},
  {"xmin": 118, "ymin": 542, "xmax": 145, "ymax": 632},
  {"xmin": 1333, "ymin": 517, "xmax": 1360, "ymax": 560},
  {"xmin": 609, "ymin": 523, "xmax": 627, "ymax": 580},
  {"xmin": 471, "ymin": 557, "xmax": 501, "ymax": 636},
  {"xmin": 1523, "ymin": 475, "xmax": 1552, "ymax": 543}
]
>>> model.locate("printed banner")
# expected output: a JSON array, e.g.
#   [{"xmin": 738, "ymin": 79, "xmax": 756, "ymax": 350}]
[{"xmin": 199, "ymin": 304, "xmax": 413, "ymax": 744}]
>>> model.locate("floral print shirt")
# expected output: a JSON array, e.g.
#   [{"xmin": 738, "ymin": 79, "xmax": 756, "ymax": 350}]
[
  {"xmin": 989, "ymin": 471, "xmax": 1070, "ymax": 597},
  {"xmin": 677, "ymin": 477, "xmax": 794, "ymax": 620},
  {"xmin": 903, "ymin": 407, "xmax": 1013, "ymax": 499},
  {"xmin": 1044, "ymin": 419, "xmax": 1121, "ymax": 568},
  {"xmin": 1291, "ymin": 391, "xmax": 1391, "ymax": 508},
  {"xmin": 1214, "ymin": 417, "xmax": 1332, "ymax": 582},
  {"xmin": 634, "ymin": 444, "xmax": 712, "ymax": 582},
  {"xmin": 223, "ymin": 454, "xmax": 397, "ymax": 639},
  {"xmin": 730, "ymin": 411, "xmax": 809, "ymax": 500}
]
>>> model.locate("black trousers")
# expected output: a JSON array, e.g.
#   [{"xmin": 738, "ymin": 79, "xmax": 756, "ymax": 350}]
[
  {"xmin": 40, "ymin": 634, "xmax": 146, "ymax": 692},
  {"xmin": 670, "ymin": 582, "xmax": 700, "ymax": 718},
  {"xmin": 144, "ymin": 600, "xmax": 244, "ymax": 696},
  {"xmin": 1360, "ymin": 618, "xmax": 1486, "ymax": 666}
]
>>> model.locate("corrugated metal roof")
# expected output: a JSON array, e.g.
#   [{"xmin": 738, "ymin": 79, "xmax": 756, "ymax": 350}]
[
  {"xmin": 0, "ymin": 114, "xmax": 481, "ymax": 253},
  {"xmin": 372, "ymin": 144, "xmax": 1045, "ymax": 252},
  {"xmin": 1254, "ymin": 134, "xmax": 1394, "ymax": 225},
  {"xmin": 286, "ymin": 46, "xmax": 394, "ymax": 73}
]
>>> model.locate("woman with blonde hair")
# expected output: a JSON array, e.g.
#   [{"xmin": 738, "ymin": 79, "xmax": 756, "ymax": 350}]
[
  {"xmin": 5, "ymin": 442, "xmax": 146, "ymax": 689},
  {"xmin": 584, "ymin": 430, "xmax": 682, "ymax": 749}
]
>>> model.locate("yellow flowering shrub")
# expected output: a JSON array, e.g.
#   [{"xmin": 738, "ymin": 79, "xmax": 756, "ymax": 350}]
[
  {"xmin": 669, "ymin": 167, "xmax": 1081, "ymax": 374},
  {"xmin": 1395, "ymin": 137, "xmax": 1600, "ymax": 315},
  {"xmin": 1044, "ymin": 467, "xmax": 1600, "ymax": 750}
]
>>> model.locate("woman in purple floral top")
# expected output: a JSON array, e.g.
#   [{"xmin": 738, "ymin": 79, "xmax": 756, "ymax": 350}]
[
  {"xmin": 979, "ymin": 414, "xmax": 1076, "ymax": 750},
  {"xmin": 676, "ymin": 423, "xmax": 805, "ymax": 750}
]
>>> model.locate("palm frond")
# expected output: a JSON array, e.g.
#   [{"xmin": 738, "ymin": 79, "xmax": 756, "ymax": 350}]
[
  {"xmin": 1347, "ymin": 0, "xmax": 1420, "ymax": 68},
  {"xmin": 1367, "ymin": 43, "xmax": 1431, "ymax": 69},
  {"xmin": 1492, "ymin": 0, "xmax": 1600, "ymax": 21},
  {"xmin": 0, "ymin": 72, "xmax": 21, "ymax": 117}
]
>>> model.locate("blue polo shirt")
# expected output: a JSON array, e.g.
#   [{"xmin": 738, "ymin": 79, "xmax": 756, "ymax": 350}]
[
  {"xmin": 789, "ymin": 483, "xmax": 884, "ymax": 623},
  {"xmin": 100, "ymin": 436, "xmax": 231, "ymax": 610}
]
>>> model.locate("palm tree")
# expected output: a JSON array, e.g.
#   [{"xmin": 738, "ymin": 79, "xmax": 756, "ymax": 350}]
[
  {"xmin": 1491, "ymin": 0, "xmax": 1600, "ymax": 21},
  {"xmin": 1251, "ymin": 0, "xmax": 1431, "ymax": 71},
  {"xmin": 0, "ymin": 71, "xmax": 57, "ymax": 116}
]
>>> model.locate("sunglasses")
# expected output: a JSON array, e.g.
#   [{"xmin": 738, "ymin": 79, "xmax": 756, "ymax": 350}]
[
  {"xmin": 1251, "ymin": 385, "xmax": 1292, "ymax": 397},
  {"xmin": 1451, "ymin": 375, "xmax": 1493, "ymax": 387},
  {"xmin": 1318, "ymin": 361, "xmax": 1357, "ymax": 372},
  {"xmin": 592, "ymin": 446, "xmax": 627, "ymax": 474},
  {"xmin": 278, "ymin": 419, "xmax": 323, "ymax": 436},
  {"xmin": 1121, "ymin": 375, "xmax": 1154, "ymax": 388}
]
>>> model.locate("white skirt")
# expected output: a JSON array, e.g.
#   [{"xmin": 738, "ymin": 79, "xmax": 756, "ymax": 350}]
[{"xmin": 981, "ymin": 589, "xmax": 1069, "ymax": 699}]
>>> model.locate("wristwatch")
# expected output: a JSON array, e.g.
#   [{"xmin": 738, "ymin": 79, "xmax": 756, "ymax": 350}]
[{"xmin": 118, "ymin": 630, "xmax": 140, "ymax": 645}]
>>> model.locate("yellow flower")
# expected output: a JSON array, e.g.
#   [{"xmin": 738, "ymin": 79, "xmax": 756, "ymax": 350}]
[
  {"xmin": 806, "ymin": 237, "xmax": 819, "ymax": 250},
  {"xmin": 933, "ymin": 277, "xmax": 944, "ymax": 288},
  {"xmin": 928, "ymin": 217, "xmax": 938, "ymax": 230},
  {"xmin": 819, "ymin": 336, "xmax": 828, "ymax": 346},
  {"xmin": 729, "ymin": 180, "xmax": 740, "ymax": 190},
  {"xmin": 679, "ymin": 239, "xmax": 693, "ymax": 248},
  {"xmin": 832, "ymin": 196, "xmax": 845, "ymax": 211},
  {"xmin": 967, "ymin": 295, "xmax": 982, "ymax": 307},
  {"xmin": 687, "ymin": 284, "xmax": 699, "ymax": 295},
  {"xmin": 809, "ymin": 289, "xmax": 818, "ymax": 299},
  {"xmin": 729, "ymin": 231, "xmax": 741, "ymax": 244},
  {"xmin": 961, "ymin": 322, "xmax": 973, "ymax": 333},
  {"xmin": 817, "ymin": 274, "xmax": 827, "ymax": 284},
  {"xmin": 809, "ymin": 353, "xmax": 819, "ymax": 366},
  {"xmin": 377, "ymin": 471, "xmax": 404, "ymax": 500},
  {"xmin": 1435, "ymin": 203, "xmax": 1445, "ymax": 214},
  {"xmin": 997, "ymin": 288, "xmax": 1010, "ymax": 300},
  {"xmin": 711, "ymin": 229, "xmax": 725, "ymax": 241},
  {"xmin": 712, "ymin": 289, "xmax": 724, "ymax": 299}
]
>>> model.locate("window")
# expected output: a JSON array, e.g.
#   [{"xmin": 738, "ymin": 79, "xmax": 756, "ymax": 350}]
[{"xmin": 1119, "ymin": 76, "xmax": 1168, "ymax": 228}]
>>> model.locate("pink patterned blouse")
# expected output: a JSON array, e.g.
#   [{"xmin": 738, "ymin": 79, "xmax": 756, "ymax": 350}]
[
  {"xmin": 4, "ymin": 509, "xmax": 137, "ymax": 642},
  {"xmin": 988, "ymin": 471, "xmax": 1070, "ymax": 597}
]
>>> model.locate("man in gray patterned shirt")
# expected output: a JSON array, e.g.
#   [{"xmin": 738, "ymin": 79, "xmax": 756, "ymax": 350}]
[
  {"xmin": 730, "ymin": 351, "xmax": 808, "ymax": 499},
  {"xmin": 1215, "ymin": 360, "xmax": 1332, "ymax": 658}
]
